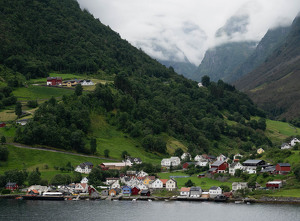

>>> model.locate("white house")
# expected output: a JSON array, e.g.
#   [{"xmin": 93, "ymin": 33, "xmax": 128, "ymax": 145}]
[
  {"xmin": 195, "ymin": 160, "xmax": 209, "ymax": 167},
  {"xmin": 106, "ymin": 178, "xmax": 119, "ymax": 186},
  {"xmin": 233, "ymin": 153, "xmax": 243, "ymax": 160},
  {"xmin": 242, "ymin": 160, "xmax": 265, "ymax": 174},
  {"xmin": 110, "ymin": 180, "xmax": 120, "ymax": 189},
  {"xmin": 81, "ymin": 177, "xmax": 88, "ymax": 184},
  {"xmin": 124, "ymin": 156, "xmax": 142, "ymax": 165},
  {"xmin": 194, "ymin": 155, "xmax": 205, "ymax": 162},
  {"xmin": 79, "ymin": 79, "xmax": 94, "ymax": 86},
  {"xmin": 180, "ymin": 187, "xmax": 190, "ymax": 197},
  {"xmin": 181, "ymin": 153, "xmax": 192, "ymax": 161},
  {"xmin": 229, "ymin": 162, "xmax": 244, "ymax": 175},
  {"xmin": 151, "ymin": 179, "xmax": 163, "ymax": 189},
  {"xmin": 281, "ymin": 143, "xmax": 291, "ymax": 150},
  {"xmin": 198, "ymin": 82, "xmax": 203, "ymax": 87},
  {"xmin": 27, "ymin": 185, "xmax": 49, "ymax": 195},
  {"xmin": 290, "ymin": 138, "xmax": 300, "ymax": 147},
  {"xmin": 209, "ymin": 186, "xmax": 222, "ymax": 198},
  {"xmin": 74, "ymin": 162, "xmax": 93, "ymax": 174},
  {"xmin": 137, "ymin": 183, "xmax": 148, "ymax": 190},
  {"xmin": 166, "ymin": 179, "xmax": 177, "ymax": 191},
  {"xmin": 75, "ymin": 183, "xmax": 89, "ymax": 193},
  {"xmin": 217, "ymin": 154, "xmax": 227, "ymax": 162},
  {"xmin": 232, "ymin": 182, "xmax": 248, "ymax": 191},
  {"xmin": 137, "ymin": 170, "xmax": 148, "ymax": 177},
  {"xmin": 190, "ymin": 187, "xmax": 202, "ymax": 198},
  {"xmin": 161, "ymin": 157, "xmax": 181, "ymax": 168}
]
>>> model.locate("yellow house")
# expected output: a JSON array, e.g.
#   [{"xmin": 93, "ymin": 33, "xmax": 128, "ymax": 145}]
[
  {"xmin": 62, "ymin": 80, "xmax": 78, "ymax": 87},
  {"xmin": 257, "ymin": 148, "xmax": 265, "ymax": 154},
  {"xmin": 143, "ymin": 176, "xmax": 155, "ymax": 186}
]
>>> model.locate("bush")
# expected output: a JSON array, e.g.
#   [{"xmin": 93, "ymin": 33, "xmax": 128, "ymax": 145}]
[
  {"xmin": 1, "ymin": 189, "xmax": 11, "ymax": 194},
  {"xmin": 27, "ymin": 100, "xmax": 38, "ymax": 108},
  {"xmin": 0, "ymin": 146, "xmax": 9, "ymax": 161}
]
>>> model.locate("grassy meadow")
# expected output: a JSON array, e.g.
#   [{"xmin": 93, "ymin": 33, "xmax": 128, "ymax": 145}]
[
  {"xmin": 0, "ymin": 145, "xmax": 107, "ymax": 181},
  {"xmin": 89, "ymin": 113, "xmax": 163, "ymax": 164}
]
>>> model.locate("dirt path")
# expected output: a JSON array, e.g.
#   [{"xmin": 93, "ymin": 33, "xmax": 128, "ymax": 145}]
[{"xmin": 8, "ymin": 142, "xmax": 118, "ymax": 161}]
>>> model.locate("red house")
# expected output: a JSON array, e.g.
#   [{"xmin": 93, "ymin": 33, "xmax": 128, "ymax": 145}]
[
  {"xmin": 131, "ymin": 187, "xmax": 140, "ymax": 195},
  {"xmin": 47, "ymin": 77, "xmax": 62, "ymax": 86},
  {"xmin": 266, "ymin": 180, "xmax": 283, "ymax": 189},
  {"xmin": 0, "ymin": 122, "xmax": 6, "ymax": 128},
  {"xmin": 210, "ymin": 161, "xmax": 228, "ymax": 173},
  {"xmin": 276, "ymin": 163, "xmax": 291, "ymax": 175},
  {"xmin": 5, "ymin": 182, "xmax": 19, "ymax": 191}
]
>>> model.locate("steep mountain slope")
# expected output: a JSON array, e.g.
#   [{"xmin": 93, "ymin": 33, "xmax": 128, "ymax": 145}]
[
  {"xmin": 229, "ymin": 26, "xmax": 291, "ymax": 82},
  {"xmin": 0, "ymin": 0, "xmax": 166, "ymax": 79},
  {"xmin": 159, "ymin": 59, "xmax": 197, "ymax": 80},
  {"xmin": 193, "ymin": 41, "xmax": 256, "ymax": 82},
  {"xmin": 192, "ymin": 14, "xmax": 257, "ymax": 82},
  {"xmin": 1, "ymin": 0, "xmax": 272, "ymax": 157},
  {"xmin": 236, "ymin": 15, "xmax": 300, "ymax": 120}
]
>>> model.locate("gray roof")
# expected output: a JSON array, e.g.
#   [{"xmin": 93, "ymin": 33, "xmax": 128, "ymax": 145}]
[
  {"xmin": 261, "ymin": 166, "xmax": 276, "ymax": 173},
  {"xmin": 277, "ymin": 163, "xmax": 291, "ymax": 167},
  {"xmin": 209, "ymin": 186, "xmax": 219, "ymax": 190},
  {"xmin": 243, "ymin": 159, "xmax": 264, "ymax": 165},
  {"xmin": 211, "ymin": 161, "xmax": 225, "ymax": 167},
  {"xmin": 190, "ymin": 187, "xmax": 201, "ymax": 191}
]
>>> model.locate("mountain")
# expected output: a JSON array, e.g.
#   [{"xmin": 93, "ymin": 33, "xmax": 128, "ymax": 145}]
[
  {"xmin": 158, "ymin": 59, "xmax": 197, "ymax": 80},
  {"xmin": 1, "ymin": 0, "xmax": 272, "ymax": 157},
  {"xmin": 0, "ymin": 0, "xmax": 166, "ymax": 79},
  {"xmin": 192, "ymin": 14, "xmax": 257, "ymax": 82},
  {"xmin": 235, "ymin": 14, "xmax": 300, "ymax": 120},
  {"xmin": 193, "ymin": 41, "xmax": 256, "ymax": 82},
  {"xmin": 229, "ymin": 26, "xmax": 291, "ymax": 82}
]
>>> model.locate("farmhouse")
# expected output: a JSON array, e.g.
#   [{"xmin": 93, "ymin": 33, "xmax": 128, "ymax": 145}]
[
  {"xmin": 232, "ymin": 182, "xmax": 248, "ymax": 191},
  {"xmin": 79, "ymin": 79, "xmax": 94, "ymax": 86},
  {"xmin": 74, "ymin": 162, "xmax": 93, "ymax": 174},
  {"xmin": 161, "ymin": 157, "xmax": 181, "ymax": 168},
  {"xmin": 47, "ymin": 77, "xmax": 62, "ymax": 86},
  {"xmin": 281, "ymin": 143, "xmax": 291, "ymax": 150},
  {"xmin": 5, "ymin": 182, "xmax": 19, "ymax": 191},
  {"xmin": 229, "ymin": 162, "xmax": 244, "ymax": 175},
  {"xmin": 100, "ymin": 162, "xmax": 132, "ymax": 170},
  {"xmin": 242, "ymin": 159, "xmax": 265, "ymax": 174},
  {"xmin": 180, "ymin": 187, "xmax": 190, "ymax": 197},
  {"xmin": 151, "ymin": 179, "xmax": 163, "ymax": 189},
  {"xmin": 275, "ymin": 163, "xmax": 291, "ymax": 175},
  {"xmin": 166, "ymin": 179, "xmax": 177, "ymax": 191},
  {"xmin": 266, "ymin": 181, "xmax": 283, "ymax": 189},
  {"xmin": 209, "ymin": 186, "xmax": 222, "ymax": 198},
  {"xmin": 290, "ymin": 138, "xmax": 300, "ymax": 147},
  {"xmin": 210, "ymin": 161, "xmax": 228, "ymax": 173}
]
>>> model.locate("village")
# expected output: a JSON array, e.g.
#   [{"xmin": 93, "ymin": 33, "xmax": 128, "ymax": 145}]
[{"xmin": 5, "ymin": 136, "xmax": 296, "ymax": 202}]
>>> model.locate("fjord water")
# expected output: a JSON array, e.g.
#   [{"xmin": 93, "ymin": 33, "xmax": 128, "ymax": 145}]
[{"xmin": 0, "ymin": 199, "xmax": 299, "ymax": 221}]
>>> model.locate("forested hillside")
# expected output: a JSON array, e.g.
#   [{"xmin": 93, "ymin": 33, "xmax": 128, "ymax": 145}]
[
  {"xmin": 236, "ymin": 14, "xmax": 300, "ymax": 120},
  {"xmin": 1, "ymin": 0, "xmax": 273, "ymax": 156}
]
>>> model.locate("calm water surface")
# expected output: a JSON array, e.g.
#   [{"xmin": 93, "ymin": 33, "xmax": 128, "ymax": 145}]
[{"xmin": 0, "ymin": 199, "xmax": 299, "ymax": 221}]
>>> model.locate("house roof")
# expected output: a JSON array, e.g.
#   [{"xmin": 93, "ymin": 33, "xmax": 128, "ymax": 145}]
[
  {"xmin": 211, "ymin": 161, "xmax": 225, "ymax": 167},
  {"xmin": 209, "ymin": 168, "xmax": 218, "ymax": 172},
  {"xmin": 277, "ymin": 163, "xmax": 291, "ymax": 167},
  {"xmin": 190, "ymin": 187, "xmax": 201, "ymax": 191},
  {"xmin": 29, "ymin": 189, "xmax": 39, "ymax": 194},
  {"xmin": 141, "ymin": 189, "xmax": 150, "ymax": 194},
  {"xmin": 6, "ymin": 182, "xmax": 17, "ymax": 186},
  {"xmin": 160, "ymin": 179, "xmax": 168, "ymax": 185},
  {"xmin": 209, "ymin": 186, "xmax": 220, "ymax": 190},
  {"xmin": 180, "ymin": 187, "xmax": 190, "ymax": 192},
  {"xmin": 243, "ymin": 159, "xmax": 264, "ymax": 165},
  {"xmin": 261, "ymin": 166, "xmax": 276, "ymax": 173}
]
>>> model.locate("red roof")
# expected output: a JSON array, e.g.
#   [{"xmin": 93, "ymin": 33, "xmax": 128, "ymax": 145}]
[
  {"xmin": 160, "ymin": 179, "xmax": 168, "ymax": 185},
  {"xmin": 180, "ymin": 187, "xmax": 190, "ymax": 192}
]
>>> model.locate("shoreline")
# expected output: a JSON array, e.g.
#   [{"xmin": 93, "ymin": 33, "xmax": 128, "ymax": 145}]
[{"xmin": 1, "ymin": 194, "xmax": 300, "ymax": 205}]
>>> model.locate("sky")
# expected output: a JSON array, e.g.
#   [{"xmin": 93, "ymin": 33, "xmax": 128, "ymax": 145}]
[{"xmin": 77, "ymin": 0, "xmax": 300, "ymax": 66}]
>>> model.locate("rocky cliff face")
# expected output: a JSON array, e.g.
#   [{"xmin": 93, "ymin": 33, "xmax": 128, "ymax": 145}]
[{"xmin": 235, "ymin": 15, "xmax": 300, "ymax": 120}]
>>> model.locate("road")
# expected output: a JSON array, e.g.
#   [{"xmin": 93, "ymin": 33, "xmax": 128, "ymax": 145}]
[{"xmin": 8, "ymin": 142, "xmax": 119, "ymax": 161}]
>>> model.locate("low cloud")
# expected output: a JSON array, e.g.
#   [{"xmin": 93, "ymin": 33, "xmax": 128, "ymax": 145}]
[{"xmin": 77, "ymin": 0, "xmax": 300, "ymax": 65}]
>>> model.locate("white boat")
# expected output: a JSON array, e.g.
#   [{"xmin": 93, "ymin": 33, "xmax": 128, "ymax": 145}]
[
  {"xmin": 132, "ymin": 199, "xmax": 137, "ymax": 202},
  {"xmin": 148, "ymin": 199, "xmax": 152, "ymax": 202}
]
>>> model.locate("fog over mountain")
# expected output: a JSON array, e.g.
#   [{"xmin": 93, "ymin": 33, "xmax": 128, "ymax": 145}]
[{"xmin": 77, "ymin": 0, "xmax": 300, "ymax": 66}]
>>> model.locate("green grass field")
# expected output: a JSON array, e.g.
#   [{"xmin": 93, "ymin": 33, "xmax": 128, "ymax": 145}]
[
  {"xmin": 268, "ymin": 189, "xmax": 300, "ymax": 198},
  {"xmin": 0, "ymin": 145, "xmax": 108, "ymax": 181},
  {"xmin": 157, "ymin": 172, "xmax": 232, "ymax": 190},
  {"xmin": 13, "ymin": 85, "xmax": 74, "ymax": 101},
  {"xmin": 266, "ymin": 119, "xmax": 300, "ymax": 143},
  {"xmin": 90, "ymin": 113, "xmax": 163, "ymax": 165}
]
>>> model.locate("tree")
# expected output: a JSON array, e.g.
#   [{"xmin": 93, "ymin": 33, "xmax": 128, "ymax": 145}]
[
  {"xmin": 294, "ymin": 165, "xmax": 300, "ymax": 181},
  {"xmin": 75, "ymin": 84, "xmax": 83, "ymax": 96},
  {"xmin": 220, "ymin": 185, "xmax": 230, "ymax": 192},
  {"xmin": 1, "ymin": 136, "xmax": 6, "ymax": 144},
  {"xmin": 184, "ymin": 179, "xmax": 194, "ymax": 187},
  {"xmin": 121, "ymin": 150, "xmax": 129, "ymax": 160},
  {"xmin": 174, "ymin": 148, "xmax": 183, "ymax": 158},
  {"xmin": 15, "ymin": 101, "xmax": 22, "ymax": 118},
  {"xmin": 28, "ymin": 168, "xmax": 41, "ymax": 186},
  {"xmin": 104, "ymin": 149, "xmax": 110, "ymax": 158},
  {"xmin": 90, "ymin": 138, "xmax": 97, "ymax": 154},
  {"xmin": 201, "ymin": 75, "xmax": 210, "ymax": 87},
  {"xmin": 0, "ymin": 146, "xmax": 9, "ymax": 161}
]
